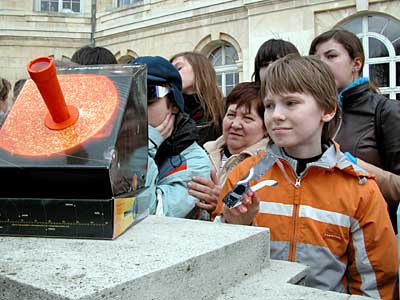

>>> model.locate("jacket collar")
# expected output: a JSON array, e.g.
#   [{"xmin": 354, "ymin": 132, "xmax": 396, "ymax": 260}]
[
  {"xmin": 154, "ymin": 112, "xmax": 199, "ymax": 166},
  {"xmin": 204, "ymin": 136, "xmax": 269, "ymax": 157},
  {"xmin": 204, "ymin": 136, "xmax": 269, "ymax": 175},
  {"xmin": 337, "ymin": 77, "xmax": 369, "ymax": 107},
  {"xmin": 266, "ymin": 141, "xmax": 373, "ymax": 179},
  {"xmin": 204, "ymin": 135, "xmax": 225, "ymax": 155}
]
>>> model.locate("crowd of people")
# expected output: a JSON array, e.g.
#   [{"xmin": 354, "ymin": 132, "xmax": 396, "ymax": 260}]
[{"xmin": 1, "ymin": 28, "xmax": 399, "ymax": 300}]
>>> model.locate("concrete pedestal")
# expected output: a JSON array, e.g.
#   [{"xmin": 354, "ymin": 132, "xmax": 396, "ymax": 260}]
[{"xmin": 0, "ymin": 215, "xmax": 374, "ymax": 300}]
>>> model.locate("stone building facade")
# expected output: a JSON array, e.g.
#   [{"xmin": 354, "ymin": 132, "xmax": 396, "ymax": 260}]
[{"xmin": 0, "ymin": 0, "xmax": 399, "ymax": 97}]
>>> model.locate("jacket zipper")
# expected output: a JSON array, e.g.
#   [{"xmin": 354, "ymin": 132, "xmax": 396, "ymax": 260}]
[
  {"xmin": 332, "ymin": 114, "xmax": 343, "ymax": 140},
  {"xmin": 294, "ymin": 177, "xmax": 301, "ymax": 188},
  {"xmin": 275, "ymin": 158, "xmax": 317, "ymax": 262},
  {"xmin": 289, "ymin": 175, "xmax": 301, "ymax": 261}
]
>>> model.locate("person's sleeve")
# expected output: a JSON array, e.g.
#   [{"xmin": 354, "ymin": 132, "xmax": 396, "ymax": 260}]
[
  {"xmin": 148, "ymin": 125, "xmax": 164, "ymax": 159},
  {"xmin": 358, "ymin": 158, "xmax": 400, "ymax": 206},
  {"xmin": 141, "ymin": 155, "xmax": 158, "ymax": 215},
  {"xmin": 381, "ymin": 100, "xmax": 400, "ymax": 174},
  {"xmin": 347, "ymin": 180, "xmax": 398, "ymax": 300},
  {"xmin": 144, "ymin": 125, "xmax": 164, "ymax": 215},
  {"xmin": 157, "ymin": 145, "xmax": 211, "ymax": 218}
]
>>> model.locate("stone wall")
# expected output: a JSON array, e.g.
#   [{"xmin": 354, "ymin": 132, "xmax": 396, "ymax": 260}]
[{"xmin": 0, "ymin": 0, "xmax": 91, "ymax": 83}]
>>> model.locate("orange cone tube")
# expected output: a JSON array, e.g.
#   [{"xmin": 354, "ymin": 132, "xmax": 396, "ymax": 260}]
[{"xmin": 27, "ymin": 56, "xmax": 78, "ymax": 130}]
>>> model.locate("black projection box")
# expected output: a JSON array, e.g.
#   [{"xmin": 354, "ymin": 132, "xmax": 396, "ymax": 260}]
[{"xmin": 0, "ymin": 64, "xmax": 149, "ymax": 239}]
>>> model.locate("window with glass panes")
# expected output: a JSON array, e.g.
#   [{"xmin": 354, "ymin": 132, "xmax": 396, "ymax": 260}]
[
  {"xmin": 40, "ymin": 0, "xmax": 80, "ymax": 12},
  {"xmin": 341, "ymin": 15, "xmax": 400, "ymax": 101},
  {"xmin": 209, "ymin": 44, "xmax": 239, "ymax": 96}
]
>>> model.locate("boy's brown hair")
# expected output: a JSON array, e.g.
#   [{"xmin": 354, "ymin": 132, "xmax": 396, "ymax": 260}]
[{"xmin": 261, "ymin": 54, "xmax": 339, "ymax": 144}]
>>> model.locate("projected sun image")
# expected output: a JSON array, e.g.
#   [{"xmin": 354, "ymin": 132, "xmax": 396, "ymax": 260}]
[{"xmin": 0, "ymin": 74, "xmax": 119, "ymax": 157}]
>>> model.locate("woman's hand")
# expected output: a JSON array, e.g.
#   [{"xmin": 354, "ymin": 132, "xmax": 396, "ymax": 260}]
[
  {"xmin": 222, "ymin": 189, "xmax": 260, "ymax": 225},
  {"xmin": 155, "ymin": 113, "xmax": 175, "ymax": 140},
  {"xmin": 188, "ymin": 170, "xmax": 221, "ymax": 212}
]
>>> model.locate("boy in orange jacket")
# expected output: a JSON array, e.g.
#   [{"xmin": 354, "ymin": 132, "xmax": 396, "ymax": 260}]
[{"xmin": 217, "ymin": 55, "xmax": 398, "ymax": 299}]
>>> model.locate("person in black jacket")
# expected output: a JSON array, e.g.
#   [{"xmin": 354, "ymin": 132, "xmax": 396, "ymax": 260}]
[{"xmin": 310, "ymin": 29, "xmax": 400, "ymax": 234}]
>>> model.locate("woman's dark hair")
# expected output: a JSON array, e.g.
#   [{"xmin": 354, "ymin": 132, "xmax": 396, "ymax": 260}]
[
  {"xmin": 308, "ymin": 29, "xmax": 380, "ymax": 92},
  {"xmin": 253, "ymin": 39, "xmax": 300, "ymax": 83},
  {"xmin": 71, "ymin": 46, "xmax": 117, "ymax": 65},
  {"xmin": 309, "ymin": 29, "xmax": 365, "ymax": 76},
  {"xmin": 225, "ymin": 82, "xmax": 264, "ymax": 120}
]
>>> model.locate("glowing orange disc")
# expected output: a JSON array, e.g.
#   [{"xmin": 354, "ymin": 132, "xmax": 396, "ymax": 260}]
[{"xmin": 0, "ymin": 74, "xmax": 119, "ymax": 157}]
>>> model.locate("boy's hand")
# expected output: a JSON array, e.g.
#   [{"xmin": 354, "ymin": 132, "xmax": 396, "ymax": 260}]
[
  {"xmin": 155, "ymin": 113, "xmax": 175, "ymax": 140},
  {"xmin": 222, "ymin": 190, "xmax": 259, "ymax": 225},
  {"xmin": 189, "ymin": 170, "xmax": 221, "ymax": 212}
]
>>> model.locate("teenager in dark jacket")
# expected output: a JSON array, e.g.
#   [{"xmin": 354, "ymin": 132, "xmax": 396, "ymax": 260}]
[{"xmin": 310, "ymin": 29, "xmax": 400, "ymax": 232}]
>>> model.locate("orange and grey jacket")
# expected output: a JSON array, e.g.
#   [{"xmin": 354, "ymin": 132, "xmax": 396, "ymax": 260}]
[{"xmin": 217, "ymin": 142, "xmax": 398, "ymax": 299}]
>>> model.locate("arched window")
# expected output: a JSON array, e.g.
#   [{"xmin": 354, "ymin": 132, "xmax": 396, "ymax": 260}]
[
  {"xmin": 115, "ymin": 49, "xmax": 137, "ymax": 64},
  {"xmin": 340, "ymin": 14, "xmax": 400, "ymax": 100},
  {"xmin": 117, "ymin": 55, "xmax": 134, "ymax": 64},
  {"xmin": 208, "ymin": 43, "xmax": 239, "ymax": 96}
]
